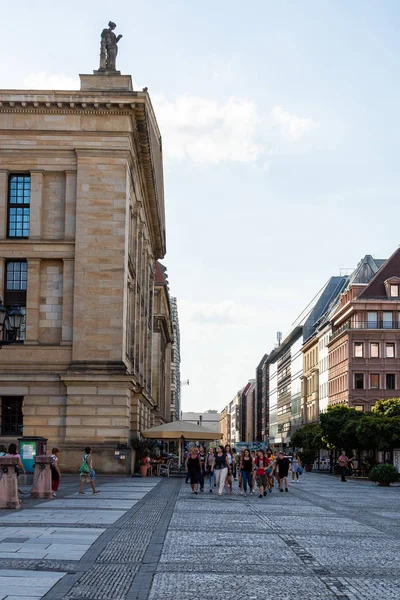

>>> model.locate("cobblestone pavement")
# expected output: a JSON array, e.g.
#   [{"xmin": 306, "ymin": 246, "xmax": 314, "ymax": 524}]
[{"xmin": 0, "ymin": 474, "xmax": 399, "ymax": 599}]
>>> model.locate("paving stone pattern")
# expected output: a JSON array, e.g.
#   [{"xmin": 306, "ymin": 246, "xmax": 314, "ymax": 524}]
[{"xmin": 0, "ymin": 474, "xmax": 399, "ymax": 599}]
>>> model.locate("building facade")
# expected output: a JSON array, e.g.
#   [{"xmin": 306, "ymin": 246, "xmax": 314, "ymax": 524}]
[
  {"xmin": 328, "ymin": 248, "xmax": 400, "ymax": 411},
  {"xmin": 0, "ymin": 70, "xmax": 167, "ymax": 472},
  {"xmin": 181, "ymin": 410, "xmax": 220, "ymax": 434},
  {"xmin": 170, "ymin": 297, "xmax": 181, "ymax": 421},
  {"xmin": 219, "ymin": 407, "xmax": 231, "ymax": 445},
  {"xmin": 255, "ymin": 354, "xmax": 269, "ymax": 442},
  {"xmin": 152, "ymin": 263, "xmax": 173, "ymax": 425}
]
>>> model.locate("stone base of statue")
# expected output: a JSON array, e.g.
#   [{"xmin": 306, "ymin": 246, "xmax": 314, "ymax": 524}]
[
  {"xmin": 94, "ymin": 69, "xmax": 121, "ymax": 76},
  {"xmin": 80, "ymin": 73, "xmax": 133, "ymax": 92}
]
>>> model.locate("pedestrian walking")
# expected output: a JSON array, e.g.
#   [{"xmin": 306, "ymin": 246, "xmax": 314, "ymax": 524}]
[
  {"xmin": 267, "ymin": 450, "xmax": 276, "ymax": 491},
  {"xmin": 338, "ymin": 450, "xmax": 352, "ymax": 482},
  {"xmin": 79, "ymin": 446, "xmax": 100, "ymax": 495},
  {"xmin": 198, "ymin": 445, "xmax": 206, "ymax": 492},
  {"xmin": 224, "ymin": 444, "xmax": 233, "ymax": 493},
  {"xmin": 254, "ymin": 450, "xmax": 270, "ymax": 498},
  {"xmin": 214, "ymin": 445, "xmax": 230, "ymax": 496},
  {"xmin": 291, "ymin": 452, "xmax": 301, "ymax": 483},
  {"xmin": 206, "ymin": 446, "xmax": 215, "ymax": 493},
  {"xmin": 240, "ymin": 448, "xmax": 254, "ymax": 495},
  {"xmin": 237, "ymin": 449, "xmax": 245, "ymax": 492},
  {"xmin": 276, "ymin": 452, "xmax": 290, "ymax": 492},
  {"xmin": 49, "ymin": 447, "xmax": 61, "ymax": 497},
  {"xmin": 185, "ymin": 446, "xmax": 202, "ymax": 494},
  {"xmin": 0, "ymin": 444, "xmax": 7, "ymax": 456},
  {"xmin": 231, "ymin": 447, "xmax": 238, "ymax": 480},
  {"xmin": 7, "ymin": 443, "xmax": 25, "ymax": 477}
]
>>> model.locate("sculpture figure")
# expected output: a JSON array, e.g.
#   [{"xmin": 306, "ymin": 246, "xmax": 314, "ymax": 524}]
[{"xmin": 99, "ymin": 21, "xmax": 123, "ymax": 72}]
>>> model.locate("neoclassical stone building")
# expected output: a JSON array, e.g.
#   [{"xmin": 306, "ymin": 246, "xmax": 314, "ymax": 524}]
[{"xmin": 0, "ymin": 70, "xmax": 167, "ymax": 472}]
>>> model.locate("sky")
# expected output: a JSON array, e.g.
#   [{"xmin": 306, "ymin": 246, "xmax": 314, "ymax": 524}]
[{"xmin": 3, "ymin": 1, "xmax": 400, "ymax": 413}]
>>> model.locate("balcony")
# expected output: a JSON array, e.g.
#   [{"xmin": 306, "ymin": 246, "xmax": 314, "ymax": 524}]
[{"xmin": 330, "ymin": 320, "xmax": 400, "ymax": 342}]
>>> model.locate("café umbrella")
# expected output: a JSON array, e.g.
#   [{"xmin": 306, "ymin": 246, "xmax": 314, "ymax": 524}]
[{"xmin": 141, "ymin": 421, "xmax": 221, "ymax": 469}]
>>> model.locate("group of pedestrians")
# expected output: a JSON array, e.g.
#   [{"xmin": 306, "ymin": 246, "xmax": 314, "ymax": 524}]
[{"xmin": 185, "ymin": 444, "xmax": 303, "ymax": 497}]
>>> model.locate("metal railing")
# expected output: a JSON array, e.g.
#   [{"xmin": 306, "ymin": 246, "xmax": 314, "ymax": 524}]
[{"xmin": 331, "ymin": 320, "xmax": 400, "ymax": 341}]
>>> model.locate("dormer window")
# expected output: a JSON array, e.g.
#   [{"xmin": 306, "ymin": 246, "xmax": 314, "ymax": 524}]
[{"xmin": 384, "ymin": 277, "xmax": 400, "ymax": 299}]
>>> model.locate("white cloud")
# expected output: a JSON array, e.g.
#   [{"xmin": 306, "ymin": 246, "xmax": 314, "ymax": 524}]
[
  {"xmin": 180, "ymin": 300, "xmax": 257, "ymax": 326},
  {"xmin": 271, "ymin": 105, "xmax": 319, "ymax": 141},
  {"xmin": 153, "ymin": 94, "xmax": 264, "ymax": 164},
  {"xmin": 23, "ymin": 72, "xmax": 79, "ymax": 90}
]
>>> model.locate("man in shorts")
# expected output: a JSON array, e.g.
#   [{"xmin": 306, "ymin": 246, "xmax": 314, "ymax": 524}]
[{"xmin": 276, "ymin": 452, "xmax": 290, "ymax": 492}]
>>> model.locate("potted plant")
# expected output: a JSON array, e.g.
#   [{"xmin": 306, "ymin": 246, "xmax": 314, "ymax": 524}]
[
  {"xmin": 299, "ymin": 449, "xmax": 317, "ymax": 472},
  {"xmin": 369, "ymin": 464, "xmax": 399, "ymax": 487}
]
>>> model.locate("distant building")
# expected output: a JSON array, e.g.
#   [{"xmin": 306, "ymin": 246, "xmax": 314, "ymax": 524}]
[
  {"xmin": 170, "ymin": 297, "xmax": 181, "ymax": 421},
  {"xmin": 240, "ymin": 380, "xmax": 256, "ymax": 443},
  {"xmin": 255, "ymin": 354, "xmax": 269, "ymax": 442},
  {"xmin": 219, "ymin": 407, "xmax": 231, "ymax": 445},
  {"xmin": 181, "ymin": 410, "xmax": 220, "ymax": 434}
]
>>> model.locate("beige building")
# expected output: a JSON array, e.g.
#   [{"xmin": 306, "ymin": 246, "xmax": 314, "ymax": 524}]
[
  {"xmin": 152, "ymin": 262, "xmax": 173, "ymax": 426},
  {"xmin": 0, "ymin": 69, "xmax": 167, "ymax": 472},
  {"xmin": 301, "ymin": 336, "xmax": 319, "ymax": 424},
  {"xmin": 219, "ymin": 407, "xmax": 231, "ymax": 445}
]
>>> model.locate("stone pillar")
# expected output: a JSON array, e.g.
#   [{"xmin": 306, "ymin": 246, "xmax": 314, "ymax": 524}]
[
  {"xmin": 25, "ymin": 258, "xmax": 41, "ymax": 344},
  {"xmin": 30, "ymin": 455, "xmax": 53, "ymax": 499},
  {"xmin": 0, "ymin": 457, "xmax": 21, "ymax": 509},
  {"xmin": 30, "ymin": 171, "xmax": 44, "ymax": 239},
  {"xmin": 65, "ymin": 171, "xmax": 77, "ymax": 240},
  {"xmin": 61, "ymin": 258, "xmax": 74, "ymax": 344},
  {"xmin": 0, "ymin": 257, "xmax": 5, "ymax": 302},
  {"xmin": 0, "ymin": 170, "xmax": 8, "ymax": 239}
]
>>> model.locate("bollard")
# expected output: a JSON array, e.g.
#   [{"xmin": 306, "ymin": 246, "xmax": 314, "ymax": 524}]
[
  {"xmin": 0, "ymin": 456, "xmax": 21, "ymax": 509},
  {"xmin": 30, "ymin": 455, "xmax": 53, "ymax": 499}
]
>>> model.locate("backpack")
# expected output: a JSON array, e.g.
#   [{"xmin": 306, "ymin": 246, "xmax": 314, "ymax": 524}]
[{"xmin": 78, "ymin": 454, "xmax": 90, "ymax": 474}]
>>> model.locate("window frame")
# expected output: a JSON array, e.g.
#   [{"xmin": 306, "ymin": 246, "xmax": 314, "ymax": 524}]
[
  {"xmin": 354, "ymin": 373, "xmax": 364, "ymax": 389},
  {"xmin": 3, "ymin": 260, "xmax": 27, "ymax": 341},
  {"xmin": 370, "ymin": 342, "xmax": 379, "ymax": 358},
  {"xmin": 354, "ymin": 342, "xmax": 363, "ymax": 358},
  {"xmin": 7, "ymin": 174, "xmax": 31, "ymax": 239},
  {"xmin": 386, "ymin": 374, "xmax": 395, "ymax": 390},
  {"xmin": 370, "ymin": 374, "xmax": 380, "ymax": 390},
  {"xmin": 385, "ymin": 343, "xmax": 395, "ymax": 358},
  {"xmin": 0, "ymin": 396, "xmax": 23, "ymax": 436}
]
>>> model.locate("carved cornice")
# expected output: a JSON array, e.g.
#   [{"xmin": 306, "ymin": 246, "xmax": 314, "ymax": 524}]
[{"xmin": 0, "ymin": 99, "xmax": 141, "ymax": 116}]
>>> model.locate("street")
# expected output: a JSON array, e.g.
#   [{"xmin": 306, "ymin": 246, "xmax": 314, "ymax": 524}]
[{"xmin": 0, "ymin": 474, "xmax": 399, "ymax": 599}]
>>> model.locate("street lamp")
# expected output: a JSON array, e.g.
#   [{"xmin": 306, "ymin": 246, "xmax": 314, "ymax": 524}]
[{"xmin": 0, "ymin": 303, "xmax": 24, "ymax": 348}]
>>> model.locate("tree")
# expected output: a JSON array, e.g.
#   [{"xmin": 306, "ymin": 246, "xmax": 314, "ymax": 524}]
[
  {"xmin": 356, "ymin": 415, "xmax": 390, "ymax": 454},
  {"xmin": 291, "ymin": 423, "xmax": 324, "ymax": 451},
  {"xmin": 373, "ymin": 398, "xmax": 400, "ymax": 418},
  {"xmin": 320, "ymin": 405, "xmax": 362, "ymax": 453}
]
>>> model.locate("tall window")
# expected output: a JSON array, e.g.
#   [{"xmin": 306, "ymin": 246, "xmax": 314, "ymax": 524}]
[
  {"xmin": 386, "ymin": 374, "xmax": 395, "ymax": 390},
  {"xmin": 7, "ymin": 175, "xmax": 30, "ymax": 238},
  {"xmin": 354, "ymin": 342, "xmax": 363, "ymax": 358},
  {"xmin": 385, "ymin": 343, "xmax": 395, "ymax": 358},
  {"xmin": 4, "ymin": 261, "xmax": 27, "ymax": 340},
  {"xmin": 355, "ymin": 373, "xmax": 364, "ymax": 389},
  {"xmin": 1, "ymin": 397, "xmax": 23, "ymax": 435},
  {"xmin": 367, "ymin": 311, "xmax": 378, "ymax": 328},
  {"xmin": 390, "ymin": 284, "xmax": 399, "ymax": 297},
  {"xmin": 370, "ymin": 374, "xmax": 379, "ymax": 389},
  {"xmin": 382, "ymin": 312, "xmax": 393, "ymax": 330},
  {"xmin": 370, "ymin": 343, "xmax": 379, "ymax": 358}
]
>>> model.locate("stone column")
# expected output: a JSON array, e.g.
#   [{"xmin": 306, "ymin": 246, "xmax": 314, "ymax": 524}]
[
  {"xmin": 0, "ymin": 457, "xmax": 21, "ymax": 509},
  {"xmin": 65, "ymin": 171, "xmax": 77, "ymax": 240},
  {"xmin": 30, "ymin": 171, "xmax": 44, "ymax": 239},
  {"xmin": 61, "ymin": 258, "xmax": 74, "ymax": 344},
  {"xmin": 0, "ymin": 258, "xmax": 5, "ymax": 302},
  {"xmin": 25, "ymin": 258, "xmax": 41, "ymax": 345},
  {"xmin": 30, "ymin": 455, "xmax": 53, "ymax": 499},
  {"xmin": 0, "ymin": 170, "xmax": 8, "ymax": 239}
]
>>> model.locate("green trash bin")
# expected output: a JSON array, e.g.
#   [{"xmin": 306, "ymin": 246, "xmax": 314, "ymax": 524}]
[{"xmin": 18, "ymin": 437, "xmax": 48, "ymax": 474}]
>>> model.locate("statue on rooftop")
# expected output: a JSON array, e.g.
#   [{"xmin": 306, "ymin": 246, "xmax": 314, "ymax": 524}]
[{"xmin": 99, "ymin": 21, "xmax": 123, "ymax": 72}]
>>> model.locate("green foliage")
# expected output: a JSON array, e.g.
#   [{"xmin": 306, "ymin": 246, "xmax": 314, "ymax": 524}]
[
  {"xmin": 298, "ymin": 449, "xmax": 317, "ymax": 466},
  {"xmin": 130, "ymin": 437, "xmax": 157, "ymax": 461},
  {"xmin": 356, "ymin": 415, "xmax": 391, "ymax": 450},
  {"xmin": 373, "ymin": 398, "xmax": 400, "ymax": 418},
  {"xmin": 369, "ymin": 464, "xmax": 399, "ymax": 485},
  {"xmin": 291, "ymin": 423, "xmax": 324, "ymax": 451},
  {"xmin": 320, "ymin": 405, "xmax": 362, "ymax": 452}
]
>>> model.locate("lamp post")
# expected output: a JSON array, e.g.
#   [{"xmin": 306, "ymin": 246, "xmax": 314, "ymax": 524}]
[{"xmin": 0, "ymin": 303, "xmax": 24, "ymax": 348}]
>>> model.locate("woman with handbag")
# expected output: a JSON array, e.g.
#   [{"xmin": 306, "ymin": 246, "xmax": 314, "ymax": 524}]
[{"xmin": 79, "ymin": 446, "xmax": 100, "ymax": 495}]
